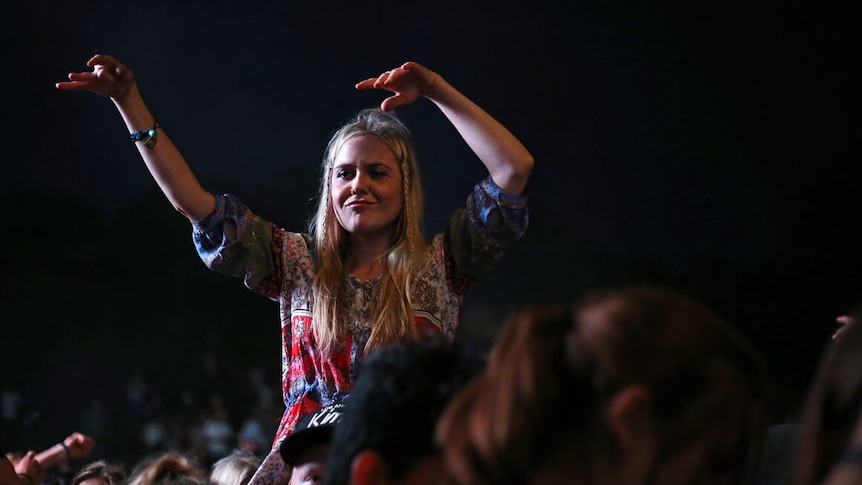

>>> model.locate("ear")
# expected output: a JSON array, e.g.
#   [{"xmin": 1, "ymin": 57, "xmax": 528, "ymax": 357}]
[
  {"xmin": 350, "ymin": 450, "xmax": 390, "ymax": 485},
  {"xmin": 606, "ymin": 384, "xmax": 653, "ymax": 453}
]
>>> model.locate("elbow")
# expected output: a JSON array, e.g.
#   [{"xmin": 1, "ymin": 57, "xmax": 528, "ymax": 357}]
[
  {"xmin": 506, "ymin": 154, "xmax": 534, "ymax": 195},
  {"xmin": 172, "ymin": 192, "xmax": 216, "ymax": 222},
  {"xmin": 174, "ymin": 204, "xmax": 197, "ymax": 221},
  {"xmin": 518, "ymin": 154, "xmax": 535, "ymax": 180}
]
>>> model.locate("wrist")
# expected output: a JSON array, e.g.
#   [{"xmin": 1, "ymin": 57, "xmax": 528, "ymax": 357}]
[
  {"xmin": 59, "ymin": 441, "xmax": 72, "ymax": 461},
  {"xmin": 112, "ymin": 83, "xmax": 143, "ymax": 109},
  {"xmin": 422, "ymin": 74, "xmax": 446, "ymax": 101},
  {"xmin": 17, "ymin": 473, "xmax": 34, "ymax": 485},
  {"xmin": 130, "ymin": 120, "xmax": 161, "ymax": 149}
]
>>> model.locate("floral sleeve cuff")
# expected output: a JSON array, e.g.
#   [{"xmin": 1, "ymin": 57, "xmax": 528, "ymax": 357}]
[
  {"xmin": 474, "ymin": 176, "xmax": 529, "ymax": 235},
  {"xmin": 480, "ymin": 176, "xmax": 528, "ymax": 209},
  {"xmin": 190, "ymin": 194, "xmax": 275, "ymax": 290}
]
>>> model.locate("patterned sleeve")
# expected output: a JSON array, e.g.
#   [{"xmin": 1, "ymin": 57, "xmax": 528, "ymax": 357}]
[
  {"xmin": 447, "ymin": 176, "xmax": 529, "ymax": 280},
  {"xmin": 191, "ymin": 194, "xmax": 281, "ymax": 300}
]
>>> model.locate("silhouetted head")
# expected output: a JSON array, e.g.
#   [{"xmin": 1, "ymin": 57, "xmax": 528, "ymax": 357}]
[{"xmin": 438, "ymin": 286, "xmax": 770, "ymax": 485}]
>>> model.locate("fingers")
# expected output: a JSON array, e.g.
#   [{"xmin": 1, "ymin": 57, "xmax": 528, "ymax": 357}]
[
  {"xmin": 86, "ymin": 54, "xmax": 117, "ymax": 68},
  {"xmin": 355, "ymin": 77, "xmax": 378, "ymax": 90},
  {"xmin": 356, "ymin": 66, "xmax": 407, "ymax": 90},
  {"xmin": 354, "ymin": 71, "xmax": 397, "ymax": 91},
  {"xmin": 377, "ymin": 70, "xmax": 394, "ymax": 85},
  {"xmin": 380, "ymin": 93, "xmax": 407, "ymax": 112},
  {"xmin": 55, "ymin": 76, "xmax": 91, "ymax": 91},
  {"xmin": 57, "ymin": 54, "xmax": 120, "ymax": 91},
  {"xmin": 84, "ymin": 54, "xmax": 131, "ymax": 83},
  {"xmin": 401, "ymin": 61, "xmax": 421, "ymax": 72},
  {"xmin": 68, "ymin": 72, "xmax": 98, "ymax": 82},
  {"xmin": 69, "ymin": 433, "xmax": 96, "ymax": 457},
  {"xmin": 834, "ymin": 326, "xmax": 847, "ymax": 340},
  {"xmin": 93, "ymin": 64, "xmax": 118, "ymax": 84},
  {"xmin": 833, "ymin": 315, "xmax": 856, "ymax": 340},
  {"xmin": 355, "ymin": 61, "xmax": 427, "ymax": 109},
  {"xmin": 384, "ymin": 68, "xmax": 408, "ymax": 86},
  {"xmin": 55, "ymin": 72, "xmax": 99, "ymax": 91}
]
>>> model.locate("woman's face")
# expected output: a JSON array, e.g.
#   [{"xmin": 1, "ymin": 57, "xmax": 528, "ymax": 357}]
[{"xmin": 330, "ymin": 133, "xmax": 404, "ymax": 241}]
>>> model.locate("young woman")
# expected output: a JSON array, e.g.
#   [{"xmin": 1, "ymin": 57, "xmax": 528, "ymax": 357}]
[{"xmin": 56, "ymin": 55, "xmax": 533, "ymax": 483}]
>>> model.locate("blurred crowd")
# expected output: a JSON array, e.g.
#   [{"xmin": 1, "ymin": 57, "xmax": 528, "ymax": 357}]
[
  {"xmin": 4, "ymin": 289, "xmax": 862, "ymax": 485},
  {"xmin": 2, "ymin": 358, "xmax": 282, "ymax": 483}
]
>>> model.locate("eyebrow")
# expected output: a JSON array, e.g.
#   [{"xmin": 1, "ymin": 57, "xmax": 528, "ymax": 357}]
[{"xmin": 333, "ymin": 161, "xmax": 393, "ymax": 170}]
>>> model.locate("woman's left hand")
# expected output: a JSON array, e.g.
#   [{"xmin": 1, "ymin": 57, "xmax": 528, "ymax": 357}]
[{"xmin": 356, "ymin": 61, "xmax": 439, "ymax": 111}]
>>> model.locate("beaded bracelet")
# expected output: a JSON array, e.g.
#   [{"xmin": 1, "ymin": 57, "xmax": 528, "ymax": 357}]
[{"xmin": 129, "ymin": 120, "xmax": 160, "ymax": 149}]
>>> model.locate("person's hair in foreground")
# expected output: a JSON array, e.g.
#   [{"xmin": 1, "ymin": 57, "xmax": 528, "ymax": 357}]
[
  {"xmin": 127, "ymin": 451, "xmax": 207, "ymax": 485},
  {"xmin": 311, "ymin": 108, "xmax": 425, "ymax": 355},
  {"xmin": 71, "ymin": 460, "xmax": 127, "ymax": 485},
  {"xmin": 210, "ymin": 449, "xmax": 262, "ymax": 485},
  {"xmin": 437, "ymin": 286, "xmax": 770, "ymax": 485},
  {"xmin": 792, "ymin": 304, "xmax": 862, "ymax": 485},
  {"xmin": 325, "ymin": 336, "xmax": 485, "ymax": 485}
]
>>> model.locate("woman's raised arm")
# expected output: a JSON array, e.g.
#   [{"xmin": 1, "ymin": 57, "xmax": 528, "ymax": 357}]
[
  {"xmin": 356, "ymin": 61, "xmax": 534, "ymax": 195},
  {"xmin": 56, "ymin": 54, "xmax": 215, "ymax": 221}
]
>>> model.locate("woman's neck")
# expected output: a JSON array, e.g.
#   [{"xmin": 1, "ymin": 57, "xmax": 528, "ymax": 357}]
[{"xmin": 347, "ymin": 236, "xmax": 390, "ymax": 281}]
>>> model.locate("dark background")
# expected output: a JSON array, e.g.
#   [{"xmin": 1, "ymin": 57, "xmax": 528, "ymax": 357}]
[{"xmin": 2, "ymin": 0, "xmax": 860, "ymax": 460}]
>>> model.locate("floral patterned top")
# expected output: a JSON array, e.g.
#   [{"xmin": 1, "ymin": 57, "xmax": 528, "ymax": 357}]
[{"xmin": 191, "ymin": 176, "xmax": 527, "ymax": 484}]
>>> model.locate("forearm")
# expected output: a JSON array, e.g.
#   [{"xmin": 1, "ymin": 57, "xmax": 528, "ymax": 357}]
[
  {"xmin": 424, "ymin": 78, "xmax": 533, "ymax": 195},
  {"xmin": 113, "ymin": 85, "xmax": 216, "ymax": 221},
  {"xmin": 34, "ymin": 444, "xmax": 65, "ymax": 469}
]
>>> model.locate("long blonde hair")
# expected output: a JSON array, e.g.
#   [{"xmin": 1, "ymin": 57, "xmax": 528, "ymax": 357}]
[{"xmin": 309, "ymin": 108, "xmax": 426, "ymax": 355}]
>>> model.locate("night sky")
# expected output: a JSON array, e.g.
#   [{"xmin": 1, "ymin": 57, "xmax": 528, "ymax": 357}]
[{"xmin": 2, "ymin": 1, "xmax": 860, "ymax": 449}]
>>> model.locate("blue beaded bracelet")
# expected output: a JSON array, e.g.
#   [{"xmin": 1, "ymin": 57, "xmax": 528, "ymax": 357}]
[{"xmin": 129, "ymin": 121, "xmax": 160, "ymax": 149}]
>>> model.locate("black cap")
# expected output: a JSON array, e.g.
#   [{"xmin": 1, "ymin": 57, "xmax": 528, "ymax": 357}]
[{"xmin": 279, "ymin": 403, "xmax": 343, "ymax": 465}]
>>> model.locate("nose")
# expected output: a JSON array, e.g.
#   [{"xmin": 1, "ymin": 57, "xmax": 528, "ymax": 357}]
[{"xmin": 350, "ymin": 172, "xmax": 367, "ymax": 195}]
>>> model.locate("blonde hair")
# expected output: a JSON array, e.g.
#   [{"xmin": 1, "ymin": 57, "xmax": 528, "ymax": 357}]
[
  {"xmin": 309, "ymin": 108, "xmax": 426, "ymax": 355},
  {"xmin": 209, "ymin": 450, "xmax": 261, "ymax": 485}
]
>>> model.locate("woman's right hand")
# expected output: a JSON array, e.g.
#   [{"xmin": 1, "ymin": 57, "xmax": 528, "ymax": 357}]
[{"xmin": 55, "ymin": 54, "xmax": 135, "ymax": 101}]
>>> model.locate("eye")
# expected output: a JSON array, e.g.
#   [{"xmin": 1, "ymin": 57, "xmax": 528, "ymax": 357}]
[{"xmin": 336, "ymin": 168, "xmax": 354, "ymax": 180}]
